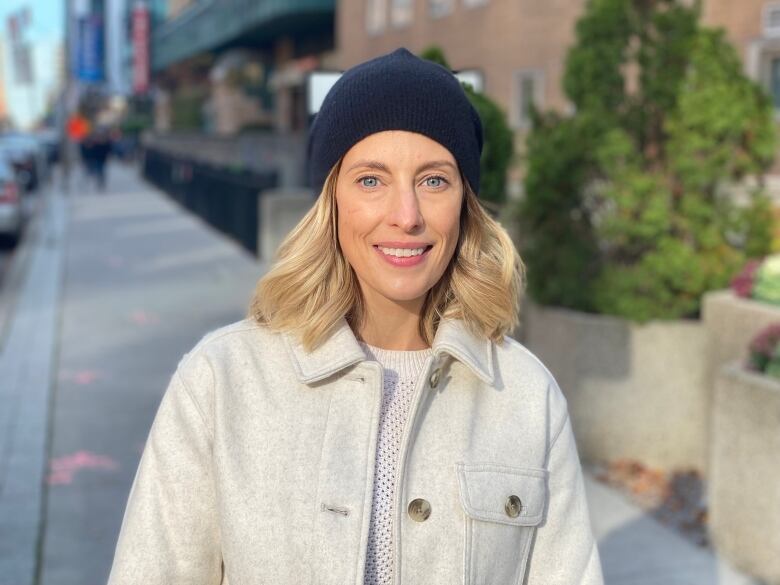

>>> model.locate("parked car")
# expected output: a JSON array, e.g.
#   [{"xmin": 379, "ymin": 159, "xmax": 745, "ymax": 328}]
[
  {"xmin": 0, "ymin": 158, "xmax": 23, "ymax": 244},
  {"xmin": 0, "ymin": 133, "xmax": 48, "ymax": 192}
]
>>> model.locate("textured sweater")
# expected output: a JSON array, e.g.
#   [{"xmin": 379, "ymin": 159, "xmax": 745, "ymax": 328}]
[{"xmin": 358, "ymin": 341, "xmax": 432, "ymax": 585}]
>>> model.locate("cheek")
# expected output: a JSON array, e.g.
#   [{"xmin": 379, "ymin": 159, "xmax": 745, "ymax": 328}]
[
  {"xmin": 336, "ymin": 199, "xmax": 375, "ymax": 258},
  {"xmin": 431, "ymin": 199, "xmax": 462, "ymax": 257}
]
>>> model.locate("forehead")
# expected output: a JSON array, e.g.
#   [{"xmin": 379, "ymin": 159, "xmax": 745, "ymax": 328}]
[{"xmin": 341, "ymin": 131, "xmax": 456, "ymax": 168}]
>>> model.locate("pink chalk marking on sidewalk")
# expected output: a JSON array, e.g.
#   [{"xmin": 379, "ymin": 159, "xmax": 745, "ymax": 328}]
[
  {"xmin": 58, "ymin": 369, "xmax": 101, "ymax": 385},
  {"xmin": 106, "ymin": 255, "xmax": 125, "ymax": 268},
  {"xmin": 130, "ymin": 310, "xmax": 160, "ymax": 325},
  {"xmin": 47, "ymin": 451, "xmax": 120, "ymax": 486}
]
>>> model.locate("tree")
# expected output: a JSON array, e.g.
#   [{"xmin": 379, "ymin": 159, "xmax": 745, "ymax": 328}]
[
  {"xmin": 519, "ymin": 0, "xmax": 775, "ymax": 321},
  {"xmin": 420, "ymin": 46, "xmax": 514, "ymax": 207}
]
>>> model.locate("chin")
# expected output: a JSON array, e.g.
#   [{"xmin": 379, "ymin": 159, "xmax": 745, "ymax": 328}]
[{"xmin": 379, "ymin": 284, "xmax": 433, "ymax": 304}]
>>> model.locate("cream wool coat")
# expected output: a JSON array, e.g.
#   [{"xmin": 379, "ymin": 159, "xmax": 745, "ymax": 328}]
[{"xmin": 107, "ymin": 317, "xmax": 604, "ymax": 585}]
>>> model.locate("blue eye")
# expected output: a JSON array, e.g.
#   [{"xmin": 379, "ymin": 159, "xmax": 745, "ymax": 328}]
[
  {"xmin": 425, "ymin": 175, "xmax": 448, "ymax": 188},
  {"xmin": 358, "ymin": 176, "xmax": 379, "ymax": 188}
]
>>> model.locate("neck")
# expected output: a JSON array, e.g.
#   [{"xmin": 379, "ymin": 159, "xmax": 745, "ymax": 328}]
[{"xmin": 356, "ymin": 292, "xmax": 428, "ymax": 350}]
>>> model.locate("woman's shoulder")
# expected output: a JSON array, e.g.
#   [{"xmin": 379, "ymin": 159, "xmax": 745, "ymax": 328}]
[
  {"xmin": 493, "ymin": 334, "xmax": 569, "ymax": 417},
  {"xmin": 177, "ymin": 318, "xmax": 282, "ymax": 372},
  {"xmin": 494, "ymin": 335, "xmax": 559, "ymax": 385}
]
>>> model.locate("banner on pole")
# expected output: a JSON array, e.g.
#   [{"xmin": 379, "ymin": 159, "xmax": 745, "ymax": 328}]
[
  {"xmin": 132, "ymin": 2, "xmax": 150, "ymax": 94},
  {"xmin": 77, "ymin": 14, "xmax": 105, "ymax": 82}
]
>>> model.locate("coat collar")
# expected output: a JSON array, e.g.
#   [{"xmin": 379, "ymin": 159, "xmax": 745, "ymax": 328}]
[{"xmin": 282, "ymin": 317, "xmax": 494, "ymax": 386}]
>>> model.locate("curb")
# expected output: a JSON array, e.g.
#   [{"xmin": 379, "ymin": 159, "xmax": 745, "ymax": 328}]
[{"xmin": 0, "ymin": 193, "xmax": 47, "ymax": 353}]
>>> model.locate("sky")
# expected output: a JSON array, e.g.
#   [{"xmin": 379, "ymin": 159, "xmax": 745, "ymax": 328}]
[{"xmin": 1, "ymin": 0, "xmax": 64, "ymax": 129}]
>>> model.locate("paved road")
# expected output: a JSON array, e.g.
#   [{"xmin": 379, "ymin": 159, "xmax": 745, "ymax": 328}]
[
  {"xmin": 0, "ymin": 247, "xmax": 10, "ymax": 286},
  {"xmin": 0, "ymin": 188, "xmax": 45, "ymax": 346}
]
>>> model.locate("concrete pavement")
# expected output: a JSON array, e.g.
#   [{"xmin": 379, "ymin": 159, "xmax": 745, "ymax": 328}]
[{"xmin": 0, "ymin": 162, "xmax": 763, "ymax": 585}]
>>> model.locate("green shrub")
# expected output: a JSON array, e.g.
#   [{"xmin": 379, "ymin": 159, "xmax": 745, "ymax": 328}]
[
  {"xmin": 748, "ymin": 322, "xmax": 780, "ymax": 378},
  {"xmin": 420, "ymin": 46, "xmax": 513, "ymax": 207},
  {"xmin": 519, "ymin": 0, "xmax": 775, "ymax": 321},
  {"xmin": 753, "ymin": 255, "xmax": 780, "ymax": 305},
  {"xmin": 171, "ymin": 88, "xmax": 207, "ymax": 131}
]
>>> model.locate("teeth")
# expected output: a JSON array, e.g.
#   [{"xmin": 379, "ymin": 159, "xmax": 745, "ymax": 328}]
[{"xmin": 378, "ymin": 246, "xmax": 426, "ymax": 257}]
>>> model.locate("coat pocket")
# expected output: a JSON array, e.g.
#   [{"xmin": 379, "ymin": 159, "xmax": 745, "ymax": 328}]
[{"xmin": 455, "ymin": 463, "xmax": 548, "ymax": 585}]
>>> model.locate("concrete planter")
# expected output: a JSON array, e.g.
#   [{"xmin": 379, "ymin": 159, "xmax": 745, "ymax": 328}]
[
  {"xmin": 702, "ymin": 289, "xmax": 780, "ymax": 377},
  {"xmin": 709, "ymin": 363, "xmax": 780, "ymax": 584},
  {"xmin": 519, "ymin": 301, "xmax": 708, "ymax": 471},
  {"xmin": 257, "ymin": 188, "xmax": 314, "ymax": 263}
]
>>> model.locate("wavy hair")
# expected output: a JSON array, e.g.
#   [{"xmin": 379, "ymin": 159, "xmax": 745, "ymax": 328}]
[{"xmin": 248, "ymin": 158, "xmax": 525, "ymax": 351}]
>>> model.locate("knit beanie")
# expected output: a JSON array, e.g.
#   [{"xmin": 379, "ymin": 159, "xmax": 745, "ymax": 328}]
[{"xmin": 306, "ymin": 47, "xmax": 484, "ymax": 195}]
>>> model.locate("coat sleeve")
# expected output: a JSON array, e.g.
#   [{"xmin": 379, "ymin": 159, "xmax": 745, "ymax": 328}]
[
  {"xmin": 524, "ymin": 407, "xmax": 605, "ymax": 584},
  {"xmin": 107, "ymin": 366, "xmax": 223, "ymax": 585}
]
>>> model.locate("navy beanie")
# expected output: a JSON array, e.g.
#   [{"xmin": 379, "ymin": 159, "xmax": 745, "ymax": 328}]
[{"xmin": 306, "ymin": 47, "xmax": 484, "ymax": 195}]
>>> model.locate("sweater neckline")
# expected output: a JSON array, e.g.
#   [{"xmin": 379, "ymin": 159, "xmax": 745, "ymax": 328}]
[{"xmin": 358, "ymin": 341, "xmax": 432, "ymax": 380}]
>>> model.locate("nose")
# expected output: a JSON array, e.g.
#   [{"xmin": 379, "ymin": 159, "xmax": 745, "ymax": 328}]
[{"xmin": 388, "ymin": 183, "xmax": 424, "ymax": 232}]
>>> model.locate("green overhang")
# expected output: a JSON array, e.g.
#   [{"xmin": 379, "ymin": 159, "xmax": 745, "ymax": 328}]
[{"xmin": 152, "ymin": 0, "xmax": 334, "ymax": 71}]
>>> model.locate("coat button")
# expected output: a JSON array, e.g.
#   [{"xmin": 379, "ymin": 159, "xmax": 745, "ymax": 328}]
[
  {"xmin": 505, "ymin": 495, "xmax": 523, "ymax": 518},
  {"xmin": 429, "ymin": 369, "xmax": 441, "ymax": 388},
  {"xmin": 408, "ymin": 498, "xmax": 431, "ymax": 522}
]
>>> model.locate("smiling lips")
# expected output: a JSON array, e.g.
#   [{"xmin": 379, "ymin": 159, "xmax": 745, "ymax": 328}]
[{"xmin": 373, "ymin": 243, "xmax": 433, "ymax": 267}]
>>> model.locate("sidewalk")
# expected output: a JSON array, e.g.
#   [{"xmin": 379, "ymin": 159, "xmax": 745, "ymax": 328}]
[{"xmin": 0, "ymin": 162, "xmax": 762, "ymax": 585}]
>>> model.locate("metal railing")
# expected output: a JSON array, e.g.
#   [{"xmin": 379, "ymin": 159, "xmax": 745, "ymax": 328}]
[{"xmin": 142, "ymin": 147, "xmax": 278, "ymax": 256}]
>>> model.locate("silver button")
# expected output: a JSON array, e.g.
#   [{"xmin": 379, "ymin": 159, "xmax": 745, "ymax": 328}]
[
  {"xmin": 505, "ymin": 495, "xmax": 523, "ymax": 518},
  {"xmin": 408, "ymin": 498, "xmax": 431, "ymax": 522},
  {"xmin": 429, "ymin": 368, "xmax": 441, "ymax": 388}
]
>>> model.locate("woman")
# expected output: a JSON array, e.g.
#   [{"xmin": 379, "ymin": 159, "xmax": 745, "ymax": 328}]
[{"xmin": 108, "ymin": 48, "xmax": 603, "ymax": 585}]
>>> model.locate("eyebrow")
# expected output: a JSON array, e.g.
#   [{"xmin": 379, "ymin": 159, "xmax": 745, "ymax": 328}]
[{"xmin": 346, "ymin": 159, "xmax": 457, "ymax": 174}]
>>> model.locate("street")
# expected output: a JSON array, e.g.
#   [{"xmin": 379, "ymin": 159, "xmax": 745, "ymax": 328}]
[{"xmin": 0, "ymin": 246, "xmax": 10, "ymax": 286}]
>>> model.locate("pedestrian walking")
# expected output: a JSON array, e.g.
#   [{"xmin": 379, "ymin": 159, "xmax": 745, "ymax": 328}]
[
  {"xmin": 107, "ymin": 48, "xmax": 603, "ymax": 585},
  {"xmin": 90, "ymin": 129, "xmax": 113, "ymax": 192}
]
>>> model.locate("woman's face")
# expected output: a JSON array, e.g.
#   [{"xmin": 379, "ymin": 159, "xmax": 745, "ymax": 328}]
[{"xmin": 335, "ymin": 130, "xmax": 463, "ymax": 308}]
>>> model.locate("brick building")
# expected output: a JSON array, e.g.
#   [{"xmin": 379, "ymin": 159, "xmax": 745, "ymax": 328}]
[
  {"xmin": 704, "ymin": 0, "xmax": 780, "ymax": 110},
  {"xmin": 336, "ymin": 0, "xmax": 780, "ymax": 188}
]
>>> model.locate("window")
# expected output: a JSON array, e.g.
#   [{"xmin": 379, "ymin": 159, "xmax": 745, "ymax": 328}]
[
  {"xmin": 428, "ymin": 0, "xmax": 453, "ymax": 19},
  {"xmin": 391, "ymin": 0, "xmax": 413, "ymax": 27},
  {"xmin": 765, "ymin": 4, "xmax": 780, "ymax": 37},
  {"xmin": 771, "ymin": 57, "xmax": 780, "ymax": 110},
  {"xmin": 511, "ymin": 69, "xmax": 544, "ymax": 129},
  {"xmin": 366, "ymin": 0, "xmax": 387, "ymax": 34}
]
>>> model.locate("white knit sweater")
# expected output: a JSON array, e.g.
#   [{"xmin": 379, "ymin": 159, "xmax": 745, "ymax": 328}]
[{"xmin": 358, "ymin": 341, "xmax": 432, "ymax": 585}]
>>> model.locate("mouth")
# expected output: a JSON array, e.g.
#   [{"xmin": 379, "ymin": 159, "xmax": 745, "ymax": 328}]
[{"xmin": 373, "ymin": 244, "xmax": 434, "ymax": 267}]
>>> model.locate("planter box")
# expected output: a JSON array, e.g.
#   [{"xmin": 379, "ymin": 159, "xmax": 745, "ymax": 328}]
[
  {"xmin": 702, "ymin": 289, "xmax": 780, "ymax": 379},
  {"xmin": 518, "ymin": 301, "xmax": 708, "ymax": 471},
  {"xmin": 709, "ymin": 363, "xmax": 780, "ymax": 584},
  {"xmin": 258, "ymin": 189, "xmax": 314, "ymax": 263}
]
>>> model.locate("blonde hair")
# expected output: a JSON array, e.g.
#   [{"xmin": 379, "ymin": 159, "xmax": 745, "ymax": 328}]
[{"xmin": 248, "ymin": 158, "xmax": 525, "ymax": 351}]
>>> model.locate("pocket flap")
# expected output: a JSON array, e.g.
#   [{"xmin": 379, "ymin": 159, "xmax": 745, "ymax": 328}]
[{"xmin": 455, "ymin": 463, "xmax": 548, "ymax": 527}]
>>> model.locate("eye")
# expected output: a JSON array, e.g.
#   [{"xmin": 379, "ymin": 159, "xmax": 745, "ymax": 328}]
[
  {"xmin": 357, "ymin": 175, "xmax": 380, "ymax": 188},
  {"xmin": 424, "ymin": 175, "xmax": 449, "ymax": 189}
]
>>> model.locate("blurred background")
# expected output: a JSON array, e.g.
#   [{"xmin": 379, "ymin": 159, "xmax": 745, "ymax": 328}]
[{"xmin": 1, "ymin": 0, "xmax": 779, "ymax": 584}]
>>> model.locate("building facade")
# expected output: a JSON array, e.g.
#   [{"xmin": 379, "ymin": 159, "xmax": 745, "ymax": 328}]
[
  {"xmin": 150, "ymin": 0, "xmax": 337, "ymax": 135},
  {"xmin": 0, "ymin": 38, "xmax": 8, "ymax": 125},
  {"xmin": 704, "ymin": 0, "xmax": 780, "ymax": 112},
  {"xmin": 339, "ymin": 0, "xmax": 780, "ymax": 125},
  {"xmin": 337, "ymin": 0, "xmax": 586, "ymax": 135}
]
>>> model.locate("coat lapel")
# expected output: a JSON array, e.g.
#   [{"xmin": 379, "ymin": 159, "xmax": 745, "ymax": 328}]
[
  {"xmin": 431, "ymin": 318, "xmax": 494, "ymax": 385},
  {"xmin": 283, "ymin": 316, "xmax": 495, "ymax": 386},
  {"xmin": 282, "ymin": 318, "xmax": 366, "ymax": 384}
]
